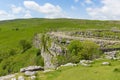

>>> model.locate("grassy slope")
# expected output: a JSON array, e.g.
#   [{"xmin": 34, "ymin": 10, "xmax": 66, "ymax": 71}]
[
  {"xmin": 0, "ymin": 18, "xmax": 120, "ymax": 50},
  {"xmin": 36, "ymin": 60, "xmax": 120, "ymax": 80},
  {"xmin": 0, "ymin": 18, "xmax": 120, "ymax": 76}
]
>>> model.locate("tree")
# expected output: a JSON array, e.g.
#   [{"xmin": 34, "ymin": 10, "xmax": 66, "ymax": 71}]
[
  {"xmin": 67, "ymin": 40, "xmax": 83, "ymax": 63},
  {"xmin": 80, "ymin": 41, "xmax": 100, "ymax": 60},
  {"xmin": 67, "ymin": 40, "xmax": 101, "ymax": 63}
]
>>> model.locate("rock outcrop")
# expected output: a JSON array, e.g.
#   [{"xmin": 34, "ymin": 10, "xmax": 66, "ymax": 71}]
[
  {"xmin": 0, "ymin": 74, "xmax": 17, "ymax": 80},
  {"xmin": 24, "ymin": 71, "xmax": 36, "ymax": 76},
  {"xmin": 102, "ymin": 62, "xmax": 110, "ymax": 65},
  {"xmin": 104, "ymin": 51, "xmax": 117, "ymax": 59},
  {"xmin": 40, "ymin": 34, "xmax": 66, "ymax": 70},
  {"xmin": 18, "ymin": 76, "xmax": 24, "ymax": 80},
  {"xmin": 33, "ymin": 31, "xmax": 120, "ymax": 70},
  {"xmin": 80, "ymin": 60, "xmax": 93, "ymax": 67},
  {"xmin": 20, "ymin": 66, "xmax": 44, "ymax": 72},
  {"xmin": 60, "ymin": 63, "xmax": 77, "ymax": 67}
]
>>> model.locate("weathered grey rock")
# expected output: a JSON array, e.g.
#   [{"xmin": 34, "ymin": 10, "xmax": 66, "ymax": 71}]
[
  {"xmin": 66, "ymin": 40, "xmax": 70, "ymax": 44},
  {"xmin": 33, "ymin": 34, "xmax": 59, "ymax": 70},
  {"xmin": 50, "ymin": 42, "xmax": 62, "ymax": 54},
  {"xmin": 80, "ymin": 63, "xmax": 91, "ymax": 67},
  {"xmin": 0, "ymin": 74, "xmax": 16, "ymax": 80},
  {"xmin": 41, "ymin": 51, "xmax": 58, "ymax": 70},
  {"xmin": 43, "ymin": 69, "xmax": 54, "ymax": 73},
  {"xmin": 104, "ymin": 51, "xmax": 117, "ymax": 59},
  {"xmin": 80, "ymin": 60, "xmax": 93, "ymax": 67},
  {"xmin": 24, "ymin": 71, "xmax": 36, "ymax": 76},
  {"xmin": 102, "ymin": 62, "xmax": 110, "ymax": 65},
  {"xmin": 41, "ymin": 43, "xmax": 58, "ymax": 70},
  {"xmin": 60, "ymin": 63, "xmax": 77, "ymax": 67},
  {"xmin": 57, "ymin": 63, "xmax": 77, "ymax": 70},
  {"xmin": 20, "ymin": 66, "xmax": 44, "ymax": 72},
  {"xmin": 18, "ymin": 76, "xmax": 24, "ymax": 80},
  {"xmin": 33, "ymin": 34, "xmax": 41, "ymax": 49},
  {"xmin": 11, "ymin": 77, "xmax": 16, "ymax": 80},
  {"xmin": 30, "ymin": 76, "xmax": 36, "ymax": 80},
  {"xmin": 80, "ymin": 60, "xmax": 93, "ymax": 64}
]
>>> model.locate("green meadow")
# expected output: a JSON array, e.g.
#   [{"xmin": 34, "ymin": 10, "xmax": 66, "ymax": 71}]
[
  {"xmin": 0, "ymin": 18, "xmax": 120, "ymax": 78},
  {"xmin": 31, "ymin": 60, "xmax": 120, "ymax": 80}
]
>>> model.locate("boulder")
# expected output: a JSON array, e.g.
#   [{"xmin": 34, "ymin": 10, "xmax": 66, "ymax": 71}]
[
  {"xmin": 80, "ymin": 60, "xmax": 93, "ymax": 67},
  {"xmin": 104, "ymin": 51, "xmax": 117, "ymax": 59},
  {"xmin": 60, "ymin": 63, "xmax": 77, "ymax": 67},
  {"xmin": 0, "ymin": 74, "xmax": 16, "ymax": 80},
  {"xmin": 43, "ymin": 69, "xmax": 54, "ymax": 73},
  {"xmin": 24, "ymin": 71, "xmax": 36, "ymax": 76},
  {"xmin": 20, "ymin": 66, "xmax": 44, "ymax": 72},
  {"xmin": 80, "ymin": 60, "xmax": 93, "ymax": 64},
  {"xmin": 102, "ymin": 62, "xmax": 110, "ymax": 65},
  {"xmin": 30, "ymin": 76, "xmax": 36, "ymax": 80},
  {"xmin": 11, "ymin": 77, "xmax": 16, "ymax": 80},
  {"xmin": 18, "ymin": 76, "xmax": 24, "ymax": 80},
  {"xmin": 80, "ymin": 63, "xmax": 91, "ymax": 67}
]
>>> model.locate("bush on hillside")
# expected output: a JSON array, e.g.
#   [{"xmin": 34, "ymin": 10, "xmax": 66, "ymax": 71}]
[
  {"xmin": 113, "ymin": 68, "xmax": 120, "ymax": 72},
  {"xmin": 57, "ymin": 55, "xmax": 67, "ymax": 65},
  {"xmin": 67, "ymin": 40, "xmax": 101, "ymax": 63},
  {"xmin": 80, "ymin": 41, "xmax": 100, "ymax": 60},
  {"xmin": 9, "ymin": 48, "xmax": 17, "ymax": 56},
  {"xmin": 67, "ymin": 40, "xmax": 83, "ymax": 63},
  {"xmin": 19, "ymin": 40, "xmax": 32, "ymax": 53},
  {"xmin": 0, "ymin": 48, "xmax": 18, "ymax": 63},
  {"xmin": 36, "ymin": 49, "xmax": 44, "ymax": 66},
  {"xmin": 0, "ymin": 48, "xmax": 44, "ymax": 76}
]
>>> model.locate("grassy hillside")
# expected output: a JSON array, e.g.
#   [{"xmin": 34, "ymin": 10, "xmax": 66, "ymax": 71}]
[
  {"xmin": 20, "ymin": 59, "xmax": 120, "ymax": 80},
  {"xmin": 0, "ymin": 18, "xmax": 120, "ymax": 76}
]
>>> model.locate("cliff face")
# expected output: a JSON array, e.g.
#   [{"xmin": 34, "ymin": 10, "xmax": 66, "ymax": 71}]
[
  {"xmin": 34, "ymin": 33, "xmax": 65, "ymax": 70},
  {"xmin": 33, "ymin": 31, "xmax": 120, "ymax": 70},
  {"xmin": 41, "ymin": 49, "xmax": 57, "ymax": 69}
]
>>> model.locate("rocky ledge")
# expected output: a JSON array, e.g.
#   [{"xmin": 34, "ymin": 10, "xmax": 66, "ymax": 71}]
[{"xmin": 20, "ymin": 66, "xmax": 44, "ymax": 72}]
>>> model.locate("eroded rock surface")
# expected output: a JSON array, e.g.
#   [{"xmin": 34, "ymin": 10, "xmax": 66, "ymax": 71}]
[
  {"xmin": 0, "ymin": 74, "xmax": 17, "ymax": 80},
  {"xmin": 102, "ymin": 62, "xmax": 110, "ymax": 65},
  {"xmin": 20, "ymin": 66, "xmax": 44, "ymax": 72}
]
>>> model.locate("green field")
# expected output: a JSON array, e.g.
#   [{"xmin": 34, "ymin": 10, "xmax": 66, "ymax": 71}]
[
  {"xmin": 0, "ymin": 18, "xmax": 120, "ymax": 77},
  {"xmin": 34, "ymin": 60, "xmax": 120, "ymax": 80}
]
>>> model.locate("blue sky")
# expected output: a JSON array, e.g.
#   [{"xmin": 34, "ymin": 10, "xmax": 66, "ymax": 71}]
[{"xmin": 0, "ymin": 0, "xmax": 120, "ymax": 20}]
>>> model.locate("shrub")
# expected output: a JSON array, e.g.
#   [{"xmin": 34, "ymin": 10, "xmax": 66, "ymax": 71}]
[
  {"xmin": 67, "ymin": 40, "xmax": 101, "ymax": 63},
  {"xmin": 36, "ymin": 49, "xmax": 44, "ymax": 66},
  {"xmin": 57, "ymin": 55, "xmax": 67, "ymax": 65},
  {"xmin": 41, "ymin": 34, "xmax": 49, "ymax": 51},
  {"xmin": 67, "ymin": 40, "xmax": 83, "ymax": 55},
  {"xmin": 80, "ymin": 40, "xmax": 101, "ymax": 60},
  {"xmin": 113, "ymin": 68, "xmax": 120, "ymax": 72},
  {"xmin": 67, "ymin": 40, "xmax": 83, "ymax": 63},
  {"xmin": 19, "ymin": 40, "xmax": 32, "ymax": 53},
  {"xmin": 9, "ymin": 48, "xmax": 17, "ymax": 56}
]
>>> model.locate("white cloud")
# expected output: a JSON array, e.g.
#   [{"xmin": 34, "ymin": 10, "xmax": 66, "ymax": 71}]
[
  {"xmin": 11, "ymin": 5, "xmax": 24, "ymax": 14},
  {"xmin": 85, "ymin": 0, "xmax": 93, "ymax": 4},
  {"xmin": 0, "ymin": 10, "xmax": 8, "ymax": 16},
  {"xmin": 24, "ymin": 1, "xmax": 40, "ymax": 12},
  {"xmin": 74, "ymin": 0, "xmax": 79, "ymax": 3},
  {"xmin": 86, "ymin": 0, "xmax": 120, "ymax": 20},
  {"xmin": 0, "ymin": 10, "xmax": 13, "ymax": 20},
  {"xmin": 24, "ymin": 1, "xmax": 66, "ymax": 18},
  {"xmin": 0, "ymin": 5, "xmax": 32, "ymax": 20},
  {"xmin": 0, "ymin": 10, "xmax": 15, "ymax": 20},
  {"xmin": 80, "ymin": 0, "xmax": 93, "ymax": 7},
  {"xmin": 71, "ymin": 6, "xmax": 77, "ymax": 10},
  {"xmin": 24, "ymin": 10, "xmax": 32, "ymax": 18}
]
